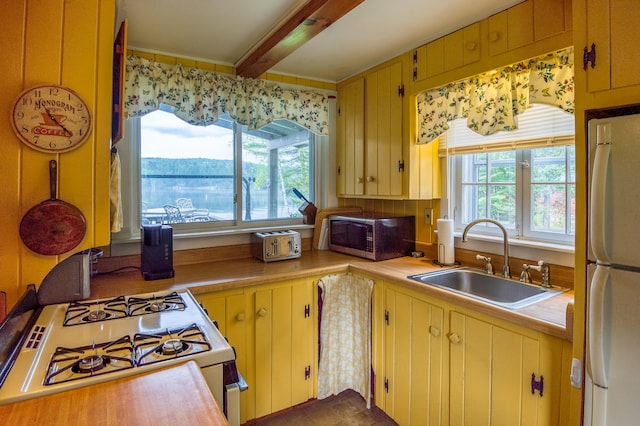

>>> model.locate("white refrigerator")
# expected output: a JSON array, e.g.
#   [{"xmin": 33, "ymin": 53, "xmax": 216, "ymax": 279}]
[{"xmin": 585, "ymin": 107, "xmax": 640, "ymax": 425}]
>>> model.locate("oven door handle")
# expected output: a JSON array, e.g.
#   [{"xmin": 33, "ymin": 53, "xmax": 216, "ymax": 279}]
[{"xmin": 235, "ymin": 370, "xmax": 248, "ymax": 392}]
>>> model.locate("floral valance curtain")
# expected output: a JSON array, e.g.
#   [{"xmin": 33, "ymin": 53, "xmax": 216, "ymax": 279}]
[
  {"xmin": 124, "ymin": 55, "xmax": 330, "ymax": 135},
  {"xmin": 416, "ymin": 47, "xmax": 574, "ymax": 145}
]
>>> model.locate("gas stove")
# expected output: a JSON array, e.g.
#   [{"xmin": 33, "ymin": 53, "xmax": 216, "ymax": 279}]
[{"xmin": 0, "ymin": 288, "xmax": 241, "ymax": 424}]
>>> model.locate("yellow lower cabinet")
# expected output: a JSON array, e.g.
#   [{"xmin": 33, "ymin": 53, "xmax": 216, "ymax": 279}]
[
  {"xmin": 196, "ymin": 289, "xmax": 249, "ymax": 423},
  {"xmin": 253, "ymin": 278, "xmax": 316, "ymax": 419},
  {"xmin": 380, "ymin": 284, "xmax": 444, "ymax": 425},
  {"xmin": 449, "ymin": 311, "xmax": 563, "ymax": 426}
]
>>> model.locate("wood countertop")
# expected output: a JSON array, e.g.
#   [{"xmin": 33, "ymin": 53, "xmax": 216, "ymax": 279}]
[
  {"xmin": 0, "ymin": 361, "xmax": 227, "ymax": 425},
  {"xmin": 91, "ymin": 251, "xmax": 574, "ymax": 340}
]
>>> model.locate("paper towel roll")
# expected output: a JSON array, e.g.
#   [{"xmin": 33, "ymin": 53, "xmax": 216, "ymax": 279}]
[{"xmin": 437, "ymin": 219, "xmax": 455, "ymax": 265}]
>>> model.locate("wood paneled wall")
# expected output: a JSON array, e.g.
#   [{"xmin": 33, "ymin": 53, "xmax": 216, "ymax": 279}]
[{"xmin": 0, "ymin": 0, "xmax": 116, "ymax": 309}]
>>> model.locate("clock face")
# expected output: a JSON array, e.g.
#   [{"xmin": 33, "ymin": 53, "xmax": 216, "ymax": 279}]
[{"xmin": 11, "ymin": 85, "xmax": 92, "ymax": 153}]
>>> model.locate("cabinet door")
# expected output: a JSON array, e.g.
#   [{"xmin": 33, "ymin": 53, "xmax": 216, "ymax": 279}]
[
  {"xmin": 336, "ymin": 77, "xmax": 365, "ymax": 196},
  {"xmin": 254, "ymin": 279, "xmax": 315, "ymax": 418},
  {"xmin": 580, "ymin": 0, "xmax": 640, "ymax": 92},
  {"xmin": 383, "ymin": 287, "xmax": 444, "ymax": 425},
  {"xmin": 197, "ymin": 291, "xmax": 249, "ymax": 423},
  {"xmin": 365, "ymin": 60, "xmax": 403, "ymax": 196},
  {"xmin": 291, "ymin": 278, "xmax": 315, "ymax": 405},
  {"xmin": 449, "ymin": 311, "xmax": 561, "ymax": 426}
]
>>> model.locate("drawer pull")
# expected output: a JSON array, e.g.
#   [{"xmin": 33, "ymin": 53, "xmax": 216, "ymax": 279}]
[{"xmin": 429, "ymin": 326, "xmax": 441, "ymax": 337}]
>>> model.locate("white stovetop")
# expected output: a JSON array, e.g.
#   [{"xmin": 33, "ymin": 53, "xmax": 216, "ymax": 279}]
[{"xmin": 0, "ymin": 289, "xmax": 235, "ymax": 405}]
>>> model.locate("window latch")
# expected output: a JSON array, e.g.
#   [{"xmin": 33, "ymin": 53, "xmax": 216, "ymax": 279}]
[{"xmin": 519, "ymin": 161, "xmax": 530, "ymax": 169}]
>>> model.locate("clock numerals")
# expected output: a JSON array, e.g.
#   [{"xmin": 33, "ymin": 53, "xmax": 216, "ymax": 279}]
[{"xmin": 12, "ymin": 85, "xmax": 92, "ymax": 153}]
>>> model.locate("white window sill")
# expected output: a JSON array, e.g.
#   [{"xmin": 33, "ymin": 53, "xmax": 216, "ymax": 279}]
[
  {"xmin": 110, "ymin": 223, "xmax": 314, "ymax": 256},
  {"xmin": 447, "ymin": 231, "xmax": 575, "ymax": 267}
]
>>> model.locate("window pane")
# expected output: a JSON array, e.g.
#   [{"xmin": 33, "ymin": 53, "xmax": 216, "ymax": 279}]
[
  {"xmin": 532, "ymin": 184, "xmax": 566, "ymax": 233},
  {"xmin": 140, "ymin": 110, "xmax": 235, "ymax": 225},
  {"xmin": 568, "ymin": 183, "xmax": 576, "ymax": 235},
  {"xmin": 241, "ymin": 120, "xmax": 313, "ymax": 221},
  {"xmin": 488, "ymin": 184, "xmax": 516, "ymax": 228},
  {"xmin": 532, "ymin": 146, "xmax": 566, "ymax": 182},
  {"xmin": 568, "ymin": 145, "xmax": 576, "ymax": 182},
  {"xmin": 461, "ymin": 184, "xmax": 486, "ymax": 222},
  {"xmin": 488, "ymin": 151, "xmax": 516, "ymax": 183},
  {"xmin": 462, "ymin": 153, "xmax": 486, "ymax": 183}
]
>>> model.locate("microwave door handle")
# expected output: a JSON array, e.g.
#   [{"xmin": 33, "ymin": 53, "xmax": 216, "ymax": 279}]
[
  {"xmin": 588, "ymin": 264, "xmax": 609, "ymax": 389},
  {"xmin": 590, "ymin": 125, "xmax": 611, "ymax": 262}
]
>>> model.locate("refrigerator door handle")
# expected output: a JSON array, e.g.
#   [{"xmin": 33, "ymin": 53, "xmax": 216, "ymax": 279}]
[
  {"xmin": 590, "ymin": 124, "xmax": 612, "ymax": 263},
  {"xmin": 589, "ymin": 264, "xmax": 609, "ymax": 389}
]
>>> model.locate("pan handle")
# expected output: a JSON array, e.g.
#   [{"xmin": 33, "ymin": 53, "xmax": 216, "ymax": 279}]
[{"xmin": 49, "ymin": 160, "xmax": 57, "ymax": 200}]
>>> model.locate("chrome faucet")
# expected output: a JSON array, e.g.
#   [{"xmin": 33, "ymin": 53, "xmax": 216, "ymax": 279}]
[{"xmin": 462, "ymin": 219, "xmax": 510, "ymax": 278}]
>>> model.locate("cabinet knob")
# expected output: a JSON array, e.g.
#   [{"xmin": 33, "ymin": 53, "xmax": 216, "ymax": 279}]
[
  {"xmin": 448, "ymin": 332, "xmax": 461, "ymax": 344},
  {"xmin": 257, "ymin": 307, "xmax": 268, "ymax": 317},
  {"xmin": 429, "ymin": 326, "xmax": 441, "ymax": 337},
  {"xmin": 465, "ymin": 41, "xmax": 477, "ymax": 51},
  {"xmin": 366, "ymin": 176, "xmax": 375, "ymax": 182},
  {"xmin": 489, "ymin": 31, "xmax": 500, "ymax": 42},
  {"xmin": 235, "ymin": 312, "xmax": 246, "ymax": 321}
]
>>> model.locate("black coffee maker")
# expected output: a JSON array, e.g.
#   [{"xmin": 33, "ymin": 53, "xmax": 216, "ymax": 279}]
[{"xmin": 141, "ymin": 225, "xmax": 175, "ymax": 280}]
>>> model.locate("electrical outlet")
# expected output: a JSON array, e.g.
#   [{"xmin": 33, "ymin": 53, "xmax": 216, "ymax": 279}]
[{"xmin": 424, "ymin": 208, "xmax": 433, "ymax": 225}]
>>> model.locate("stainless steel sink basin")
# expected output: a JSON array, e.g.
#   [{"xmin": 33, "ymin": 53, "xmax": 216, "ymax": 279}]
[{"xmin": 407, "ymin": 267, "xmax": 567, "ymax": 309}]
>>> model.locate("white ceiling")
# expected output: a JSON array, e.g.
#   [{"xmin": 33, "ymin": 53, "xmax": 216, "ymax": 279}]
[{"xmin": 118, "ymin": 0, "xmax": 523, "ymax": 83}]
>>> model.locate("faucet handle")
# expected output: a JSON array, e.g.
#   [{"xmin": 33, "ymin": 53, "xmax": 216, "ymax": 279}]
[
  {"xmin": 519, "ymin": 264, "xmax": 533, "ymax": 283},
  {"xmin": 528, "ymin": 261, "xmax": 551, "ymax": 288},
  {"xmin": 476, "ymin": 254, "xmax": 493, "ymax": 275}
]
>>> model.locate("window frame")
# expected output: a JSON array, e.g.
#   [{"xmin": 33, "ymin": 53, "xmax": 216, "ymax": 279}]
[
  {"xmin": 112, "ymin": 111, "xmax": 325, "ymax": 244},
  {"xmin": 451, "ymin": 146, "xmax": 575, "ymax": 245}
]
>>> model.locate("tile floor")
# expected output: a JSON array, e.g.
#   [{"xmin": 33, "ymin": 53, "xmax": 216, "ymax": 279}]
[{"xmin": 245, "ymin": 389, "xmax": 398, "ymax": 425}]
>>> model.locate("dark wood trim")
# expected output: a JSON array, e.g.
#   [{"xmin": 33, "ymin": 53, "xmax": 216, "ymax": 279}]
[{"xmin": 236, "ymin": 0, "xmax": 363, "ymax": 78}]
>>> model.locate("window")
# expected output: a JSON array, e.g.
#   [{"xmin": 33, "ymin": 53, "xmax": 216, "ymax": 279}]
[
  {"xmin": 447, "ymin": 104, "xmax": 575, "ymax": 245},
  {"xmin": 135, "ymin": 107, "xmax": 317, "ymax": 230},
  {"xmin": 453, "ymin": 146, "xmax": 575, "ymax": 244}
]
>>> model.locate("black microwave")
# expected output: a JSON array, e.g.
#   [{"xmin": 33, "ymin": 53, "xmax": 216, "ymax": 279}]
[{"xmin": 328, "ymin": 214, "xmax": 415, "ymax": 261}]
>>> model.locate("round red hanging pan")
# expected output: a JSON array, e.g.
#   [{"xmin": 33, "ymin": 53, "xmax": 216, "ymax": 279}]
[{"xmin": 20, "ymin": 160, "xmax": 87, "ymax": 255}]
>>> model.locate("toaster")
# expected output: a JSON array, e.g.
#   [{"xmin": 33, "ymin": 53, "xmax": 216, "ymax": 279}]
[{"xmin": 251, "ymin": 230, "xmax": 301, "ymax": 262}]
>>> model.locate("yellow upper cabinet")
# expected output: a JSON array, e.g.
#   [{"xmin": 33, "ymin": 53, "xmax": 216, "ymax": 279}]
[
  {"xmin": 336, "ymin": 77, "xmax": 365, "ymax": 196},
  {"xmin": 575, "ymin": 0, "xmax": 640, "ymax": 102},
  {"xmin": 413, "ymin": 22, "xmax": 481, "ymax": 81},
  {"xmin": 365, "ymin": 60, "xmax": 404, "ymax": 197},
  {"xmin": 409, "ymin": 0, "xmax": 572, "ymax": 94},
  {"xmin": 336, "ymin": 58, "xmax": 405, "ymax": 198}
]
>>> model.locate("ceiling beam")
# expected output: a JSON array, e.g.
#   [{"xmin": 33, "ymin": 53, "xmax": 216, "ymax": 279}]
[{"xmin": 236, "ymin": 0, "xmax": 364, "ymax": 79}]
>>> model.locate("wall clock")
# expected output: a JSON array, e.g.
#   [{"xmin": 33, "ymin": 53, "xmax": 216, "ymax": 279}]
[{"xmin": 11, "ymin": 85, "xmax": 92, "ymax": 153}]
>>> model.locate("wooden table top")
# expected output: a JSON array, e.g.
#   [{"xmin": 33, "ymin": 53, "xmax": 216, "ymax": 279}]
[{"xmin": 0, "ymin": 361, "xmax": 228, "ymax": 426}]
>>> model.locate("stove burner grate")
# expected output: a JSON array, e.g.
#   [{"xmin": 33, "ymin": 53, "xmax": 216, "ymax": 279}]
[
  {"xmin": 134, "ymin": 323, "xmax": 211, "ymax": 366},
  {"xmin": 44, "ymin": 335, "xmax": 135, "ymax": 385},
  {"xmin": 128, "ymin": 292, "xmax": 186, "ymax": 316},
  {"xmin": 63, "ymin": 296, "xmax": 127, "ymax": 326}
]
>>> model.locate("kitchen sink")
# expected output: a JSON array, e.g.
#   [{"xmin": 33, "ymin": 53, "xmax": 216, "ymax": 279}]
[{"xmin": 407, "ymin": 267, "xmax": 567, "ymax": 309}]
